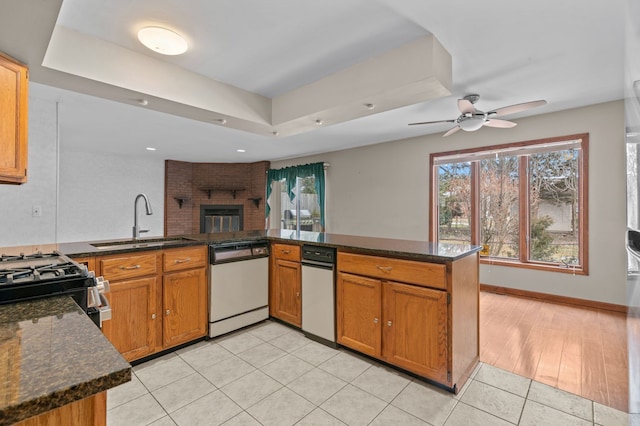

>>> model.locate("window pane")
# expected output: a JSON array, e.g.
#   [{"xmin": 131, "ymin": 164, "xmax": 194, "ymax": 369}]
[
  {"xmin": 270, "ymin": 176, "xmax": 321, "ymax": 231},
  {"xmin": 299, "ymin": 176, "xmax": 321, "ymax": 231},
  {"xmin": 479, "ymin": 156, "xmax": 520, "ymax": 259},
  {"xmin": 280, "ymin": 179, "xmax": 296, "ymax": 230},
  {"xmin": 437, "ymin": 162, "xmax": 471, "ymax": 244},
  {"xmin": 529, "ymin": 149, "xmax": 580, "ymax": 265}
]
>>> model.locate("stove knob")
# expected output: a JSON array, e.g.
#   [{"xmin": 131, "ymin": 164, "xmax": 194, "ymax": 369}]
[{"xmin": 95, "ymin": 276, "xmax": 110, "ymax": 293}]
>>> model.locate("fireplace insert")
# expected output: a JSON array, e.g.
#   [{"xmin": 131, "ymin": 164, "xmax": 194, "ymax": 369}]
[{"xmin": 200, "ymin": 205, "xmax": 243, "ymax": 233}]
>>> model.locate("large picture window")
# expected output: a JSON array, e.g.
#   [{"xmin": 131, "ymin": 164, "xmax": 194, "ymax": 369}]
[{"xmin": 431, "ymin": 134, "xmax": 588, "ymax": 274}]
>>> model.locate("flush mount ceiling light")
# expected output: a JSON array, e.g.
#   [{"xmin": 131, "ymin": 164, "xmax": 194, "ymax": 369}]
[{"xmin": 137, "ymin": 26, "xmax": 188, "ymax": 55}]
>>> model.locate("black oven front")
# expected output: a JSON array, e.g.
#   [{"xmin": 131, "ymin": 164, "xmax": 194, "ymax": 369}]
[{"xmin": 0, "ymin": 252, "xmax": 110, "ymax": 328}]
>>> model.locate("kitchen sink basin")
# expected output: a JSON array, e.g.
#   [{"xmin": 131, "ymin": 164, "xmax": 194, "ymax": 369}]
[{"xmin": 91, "ymin": 237, "xmax": 192, "ymax": 251}]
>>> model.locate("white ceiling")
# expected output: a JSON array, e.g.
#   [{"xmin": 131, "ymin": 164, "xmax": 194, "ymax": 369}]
[{"xmin": 0, "ymin": 0, "xmax": 627, "ymax": 162}]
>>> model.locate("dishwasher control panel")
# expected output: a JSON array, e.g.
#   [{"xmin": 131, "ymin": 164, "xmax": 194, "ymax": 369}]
[{"xmin": 302, "ymin": 245, "xmax": 335, "ymax": 265}]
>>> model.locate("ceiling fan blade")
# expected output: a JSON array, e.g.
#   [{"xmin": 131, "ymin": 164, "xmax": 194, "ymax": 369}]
[
  {"xmin": 443, "ymin": 126, "xmax": 461, "ymax": 137},
  {"xmin": 457, "ymin": 99, "xmax": 475, "ymax": 114},
  {"xmin": 484, "ymin": 119, "xmax": 517, "ymax": 128},
  {"xmin": 489, "ymin": 100, "xmax": 547, "ymax": 117},
  {"xmin": 408, "ymin": 119, "xmax": 456, "ymax": 126}
]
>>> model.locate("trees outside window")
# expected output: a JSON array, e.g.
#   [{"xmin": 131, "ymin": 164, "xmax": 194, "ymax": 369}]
[{"xmin": 431, "ymin": 134, "xmax": 588, "ymax": 274}]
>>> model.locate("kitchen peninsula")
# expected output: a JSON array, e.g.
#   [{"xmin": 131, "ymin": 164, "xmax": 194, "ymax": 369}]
[
  {"xmin": 1, "ymin": 230, "xmax": 480, "ymax": 402},
  {"xmin": 0, "ymin": 297, "xmax": 130, "ymax": 426}
]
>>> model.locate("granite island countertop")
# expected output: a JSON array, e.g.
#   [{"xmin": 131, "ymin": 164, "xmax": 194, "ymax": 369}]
[{"xmin": 0, "ymin": 297, "xmax": 131, "ymax": 425}]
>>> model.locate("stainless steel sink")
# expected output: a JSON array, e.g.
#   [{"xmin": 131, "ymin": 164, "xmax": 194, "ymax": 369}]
[{"xmin": 91, "ymin": 237, "xmax": 191, "ymax": 251}]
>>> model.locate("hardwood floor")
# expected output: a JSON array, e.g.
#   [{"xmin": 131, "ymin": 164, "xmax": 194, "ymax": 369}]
[{"xmin": 480, "ymin": 291, "xmax": 629, "ymax": 412}]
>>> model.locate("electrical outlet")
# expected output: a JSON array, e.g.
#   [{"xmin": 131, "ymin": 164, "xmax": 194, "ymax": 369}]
[{"xmin": 32, "ymin": 205, "xmax": 42, "ymax": 217}]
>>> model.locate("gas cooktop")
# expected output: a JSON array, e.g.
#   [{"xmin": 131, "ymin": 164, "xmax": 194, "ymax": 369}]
[{"xmin": 0, "ymin": 252, "xmax": 88, "ymax": 286}]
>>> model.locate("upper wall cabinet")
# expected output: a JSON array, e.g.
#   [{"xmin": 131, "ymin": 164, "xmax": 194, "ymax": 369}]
[{"xmin": 0, "ymin": 52, "xmax": 28, "ymax": 184}]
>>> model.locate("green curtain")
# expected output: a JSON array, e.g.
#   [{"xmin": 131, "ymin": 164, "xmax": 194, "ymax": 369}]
[{"xmin": 265, "ymin": 162, "xmax": 325, "ymax": 229}]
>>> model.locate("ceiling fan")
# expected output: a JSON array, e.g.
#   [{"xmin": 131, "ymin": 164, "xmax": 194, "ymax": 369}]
[{"xmin": 409, "ymin": 94, "xmax": 547, "ymax": 137}]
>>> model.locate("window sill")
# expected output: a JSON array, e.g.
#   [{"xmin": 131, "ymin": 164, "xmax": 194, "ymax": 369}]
[{"xmin": 480, "ymin": 257, "xmax": 587, "ymax": 275}]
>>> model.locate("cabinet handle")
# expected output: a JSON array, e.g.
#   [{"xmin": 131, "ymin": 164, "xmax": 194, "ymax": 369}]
[
  {"xmin": 387, "ymin": 320, "xmax": 393, "ymax": 327},
  {"xmin": 373, "ymin": 318, "xmax": 379, "ymax": 324},
  {"xmin": 165, "ymin": 310, "xmax": 171, "ymax": 316},
  {"xmin": 376, "ymin": 265, "xmax": 392, "ymax": 272},
  {"xmin": 174, "ymin": 257, "xmax": 191, "ymax": 264},
  {"xmin": 120, "ymin": 264, "xmax": 141, "ymax": 270},
  {"xmin": 282, "ymin": 249, "xmax": 291, "ymax": 254},
  {"xmin": 296, "ymin": 292, "xmax": 300, "ymax": 297},
  {"xmin": 151, "ymin": 314, "xmax": 156, "ymax": 319}
]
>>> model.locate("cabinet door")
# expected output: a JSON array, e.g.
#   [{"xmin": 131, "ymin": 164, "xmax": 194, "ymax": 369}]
[
  {"xmin": 0, "ymin": 52, "xmax": 28, "ymax": 184},
  {"xmin": 336, "ymin": 272, "xmax": 381, "ymax": 357},
  {"xmin": 273, "ymin": 258, "xmax": 302, "ymax": 326},
  {"xmin": 163, "ymin": 268, "xmax": 207, "ymax": 348},
  {"xmin": 382, "ymin": 282, "xmax": 448, "ymax": 382},
  {"xmin": 102, "ymin": 277, "xmax": 158, "ymax": 361}
]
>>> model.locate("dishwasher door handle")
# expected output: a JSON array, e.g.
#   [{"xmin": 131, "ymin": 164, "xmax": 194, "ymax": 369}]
[{"xmin": 301, "ymin": 260, "xmax": 334, "ymax": 270}]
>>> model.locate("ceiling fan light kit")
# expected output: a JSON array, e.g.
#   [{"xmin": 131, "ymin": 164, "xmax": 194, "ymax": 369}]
[
  {"xmin": 409, "ymin": 94, "xmax": 547, "ymax": 137},
  {"xmin": 458, "ymin": 116, "xmax": 485, "ymax": 132}
]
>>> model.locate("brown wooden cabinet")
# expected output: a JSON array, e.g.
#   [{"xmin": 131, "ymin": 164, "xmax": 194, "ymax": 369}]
[
  {"xmin": 98, "ymin": 246, "xmax": 208, "ymax": 361},
  {"xmin": 337, "ymin": 251, "xmax": 479, "ymax": 393},
  {"xmin": 162, "ymin": 247, "xmax": 208, "ymax": 349},
  {"xmin": 99, "ymin": 252, "xmax": 160, "ymax": 362},
  {"xmin": 270, "ymin": 243, "xmax": 302, "ymax": 327},
  {"xmin": 14, "ymin": 392, "xmax": 106, "ymax": 426},
  {"xmin": 71, "ymin": 256, "xmax": 96, "ymax": 274},
  {"xmin": 0, "ymin": 52, "xmax": 28, "ymax": 184},
  {"xmin": 335, "ymin": 272, "xmax": 381, "ymax": 357},
  {"xmin": 382, "ymin": 281, "xmax": 448, "ymax": 383},
  {"xmin": 104, "ymin": 277, "xmax": 158, "ymax": 361}
]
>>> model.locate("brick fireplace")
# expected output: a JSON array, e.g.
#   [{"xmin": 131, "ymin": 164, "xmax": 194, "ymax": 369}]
[{"xmin": 164, "ymin": 160, "xmax": 269, "ymax": 236}]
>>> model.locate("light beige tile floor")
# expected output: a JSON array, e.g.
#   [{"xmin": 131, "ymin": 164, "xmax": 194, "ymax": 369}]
[{"xmin": 107, "ymin": 320, "xmax": 633, "ymax": 426}]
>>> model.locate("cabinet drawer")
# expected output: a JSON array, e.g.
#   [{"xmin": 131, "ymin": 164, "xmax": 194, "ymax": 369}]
[
  {"xmin": 272, "ymin": 243, "xmax": 300, "ymax": 261},
  {"xmin": 163, "ymin": 246, "xmax": 207, "ymax": 272},
  {"xmin": 337, "ymin": 252, "xmax": 446, "ymax": 290},
  {"xmin": 99, "ymin": 252, "xmax": 158, "ymax": 281}
]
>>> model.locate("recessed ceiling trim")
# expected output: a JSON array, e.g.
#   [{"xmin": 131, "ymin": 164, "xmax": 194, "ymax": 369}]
[
  {"xmin": 42, "ymin": 28, "xmax": 451, "ymax": 138},
  {"xmin": 272, "ymin": 35, "xmax": 452, "ymax": 126}
]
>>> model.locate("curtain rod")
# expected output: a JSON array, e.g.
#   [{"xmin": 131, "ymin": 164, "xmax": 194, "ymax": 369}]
[{"xmin": 266, "ymin": 162, "xmax": 330, "ymax": 173}]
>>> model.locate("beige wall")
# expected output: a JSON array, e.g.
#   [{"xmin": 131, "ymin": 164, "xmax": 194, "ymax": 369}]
[{"xmin": 273, "ymin": 101, "xmax": 627, "ymax": 306}]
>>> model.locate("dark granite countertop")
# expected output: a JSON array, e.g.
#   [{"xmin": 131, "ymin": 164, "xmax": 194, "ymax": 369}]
[
  {"xmin": 265, "ymin": 230, "xmax": 481, "ymax": 262},
  {"xmin": 2, "ymin": 230, "xmax": 480, "ymax": 262},
  {"xmin": 0, "ymin": 297, "xmax": 131, "ymax": 425}
]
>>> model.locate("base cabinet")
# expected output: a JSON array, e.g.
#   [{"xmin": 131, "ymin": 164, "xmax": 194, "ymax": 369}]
[
  {"xmin": 163, "ymin": 268, "xmax": 207, "ymax": 348},
  {"xmin": 99, "ymin": 252, "xmax": 160, "ymax": 362},
  {"xmin": 337, "ymin": 251, "xmax": 478, "ymax": 392},
  {"xmin": 99, "ymin": 246, "xmax": 208, "ymax": 361},
  {"xmin": 102, "ymin": 277, "xmax": 158, "ymax": 361},
  {"xmin": 14, "ymin": 392, "xmax": 106, "ymax": 426},
  {"xmin": 382, "ymin": 281, "xmax": 448, "ymax": 383},
  {"xmin": 336, "ymin": 272, "xmax": 381, "ymax": 357},
  {"xmin": 270, "ymin": 243, "xmax": 302, "ymax": 327}
]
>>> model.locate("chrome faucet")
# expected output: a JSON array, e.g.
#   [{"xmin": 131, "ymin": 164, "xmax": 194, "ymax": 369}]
[{"xmin": 133, "ymin": 193, "xmax": 153, "ymax": 239}]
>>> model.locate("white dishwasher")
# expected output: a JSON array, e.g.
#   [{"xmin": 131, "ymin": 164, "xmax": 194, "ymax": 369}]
[
  {"xmin": 209, "ymin": 241, "xmax": 269, "ymax": 338},
  {"xmin": 301, "ymin": 244, "xmax": 337, "ymax": 347}
]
